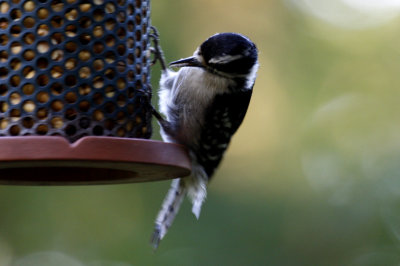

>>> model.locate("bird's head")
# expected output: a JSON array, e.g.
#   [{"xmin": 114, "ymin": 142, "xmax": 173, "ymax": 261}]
[{"xmin": 169, "ymin": 33, "xmax": 258, "ymax": 79}]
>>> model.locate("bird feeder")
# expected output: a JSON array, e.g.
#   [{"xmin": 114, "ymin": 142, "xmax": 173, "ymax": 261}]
[{"xmin": 0, "ymin": 0, "xmax": 190, "ymax": 185}]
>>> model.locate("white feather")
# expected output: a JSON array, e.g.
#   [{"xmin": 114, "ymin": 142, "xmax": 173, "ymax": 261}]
[
  {"xmin": 245, "ymin": 61, "xmax": 259, "ymax": 89},
  {"xmin": 209, "ymin": 54, "xmax": 243, "ymax": 64},
  {"xmin": 159, "ymin": 67, "xmax": 232, "ymax": 145}
]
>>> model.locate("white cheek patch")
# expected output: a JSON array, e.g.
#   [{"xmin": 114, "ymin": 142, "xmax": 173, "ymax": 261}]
[
  {"xmin": 245, "ymin": 61, "xmax": 259, "ymax": 90},
  {"xmin": 208, "ymin": 54, "xmax": 243, "ymax": 64}
]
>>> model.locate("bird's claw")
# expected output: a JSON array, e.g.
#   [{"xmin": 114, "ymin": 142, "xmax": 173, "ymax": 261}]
[{"xmin": 149, "ymin": 26, "xmax": 167, "ymax": 70}]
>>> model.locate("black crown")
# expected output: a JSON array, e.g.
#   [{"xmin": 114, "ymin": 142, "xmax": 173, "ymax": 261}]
[{"xmin": 200, "ymin": 33, "xmax": 258, "ymax": 75}]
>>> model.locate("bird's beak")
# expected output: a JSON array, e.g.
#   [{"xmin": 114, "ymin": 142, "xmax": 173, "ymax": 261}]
[{"xmin": 169, "ymin": 56, "xmax": 203, "ymax": 68}]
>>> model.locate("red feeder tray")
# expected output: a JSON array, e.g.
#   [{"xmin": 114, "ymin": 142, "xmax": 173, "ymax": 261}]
[{"xmin": 0, "ymin": 136, "xmax": 191, "ymax": 185}]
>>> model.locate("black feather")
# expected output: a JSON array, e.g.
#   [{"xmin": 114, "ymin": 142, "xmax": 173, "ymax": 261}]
[
  {"xmin": 200, "ymin": 33, "xmax": 258, "ymax": 75},
  {"xmin": 192, "ymin": 85, "xmax": 253, "ymax": 178}
]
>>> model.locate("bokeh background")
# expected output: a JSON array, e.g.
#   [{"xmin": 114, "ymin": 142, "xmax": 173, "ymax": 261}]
[{"xmin": 1, "ymin": 0, "xmax": 400, "ymax": 265}]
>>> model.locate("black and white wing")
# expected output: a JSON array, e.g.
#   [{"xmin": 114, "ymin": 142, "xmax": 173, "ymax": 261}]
[{"xmin": 192, "ymin": 88, "xmax": 253, "ymax": 178}]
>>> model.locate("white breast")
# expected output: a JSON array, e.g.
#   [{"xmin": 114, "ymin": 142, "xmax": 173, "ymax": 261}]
[{"xmin": 158, "ymin": 67, "xmax": 231, "ymax": 145}]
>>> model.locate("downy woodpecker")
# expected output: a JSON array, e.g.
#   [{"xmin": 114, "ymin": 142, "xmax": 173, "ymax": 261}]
[{"xmin": 150, "ymin": 28, "xmax": 259, "ymax": 248}]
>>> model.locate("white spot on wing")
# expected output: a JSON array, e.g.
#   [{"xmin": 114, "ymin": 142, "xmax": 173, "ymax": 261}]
[{"xmin": 217, "ymin": 143, "xmax": 228, "ymax": 149}]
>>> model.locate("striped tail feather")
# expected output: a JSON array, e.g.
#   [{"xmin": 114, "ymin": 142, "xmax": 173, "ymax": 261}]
[{"xmin": 151, "ymin": 178, "xmax": 186, "ymax": 249}]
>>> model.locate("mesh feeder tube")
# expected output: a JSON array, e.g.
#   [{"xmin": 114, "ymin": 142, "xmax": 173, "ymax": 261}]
[
  {"xmin": 0, "ymin": 0, "xmax": 191, "ymax": 185},
  {"xmin": 0, "ymin": 0, "xmax": 152, "ymax": 141}
]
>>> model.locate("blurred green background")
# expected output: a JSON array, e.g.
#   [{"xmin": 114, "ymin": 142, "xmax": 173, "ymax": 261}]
[{"xmin": 2, "ymin": 0, "xmax": 400, "ymax": 265}]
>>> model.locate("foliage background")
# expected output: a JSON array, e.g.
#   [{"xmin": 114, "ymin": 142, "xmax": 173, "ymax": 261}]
[{"xmin": 1, "ymin": 0, "xmax": 400, "ymax": 265}]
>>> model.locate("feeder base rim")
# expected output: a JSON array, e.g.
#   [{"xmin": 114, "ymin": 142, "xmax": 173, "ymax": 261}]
[{"xmin": 0, "ymin": 136, "xmax": 191, "ymax": 185}]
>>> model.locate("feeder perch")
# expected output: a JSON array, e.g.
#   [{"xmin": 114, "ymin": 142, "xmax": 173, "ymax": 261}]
[{"xmin": 0, "ymin": 0, "xmax": 191, "ymax": 185}]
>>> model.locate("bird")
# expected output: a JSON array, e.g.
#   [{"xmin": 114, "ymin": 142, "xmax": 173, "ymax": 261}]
[{"xmin": 149, "ymin": 28, "xmax": 259, "ymax": 249}]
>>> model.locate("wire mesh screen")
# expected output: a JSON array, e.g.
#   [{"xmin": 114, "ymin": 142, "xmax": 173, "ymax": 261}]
[{"xmin": 0, "ymin": 0, "xmax": 152, "ymax": 142}]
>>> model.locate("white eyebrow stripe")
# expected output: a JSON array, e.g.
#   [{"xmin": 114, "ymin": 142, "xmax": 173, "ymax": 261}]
[{"xmin": 208, "ymin": 54, "xmax": 243, "ymax": 64}]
